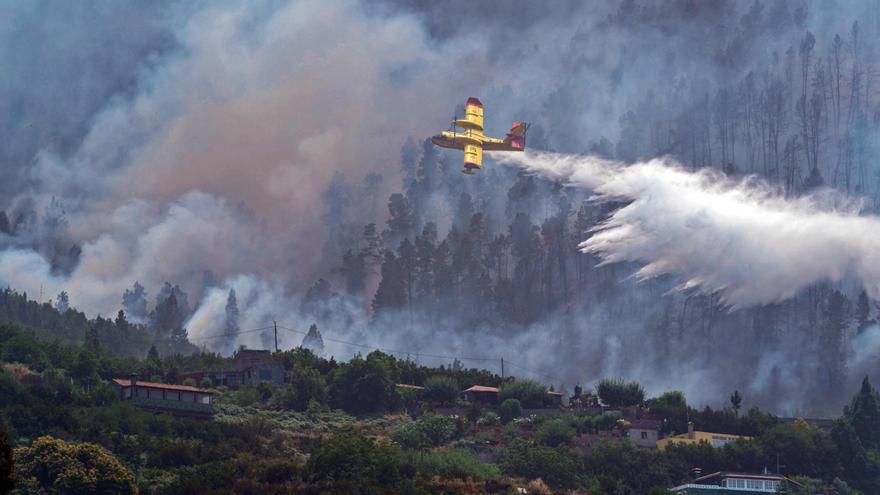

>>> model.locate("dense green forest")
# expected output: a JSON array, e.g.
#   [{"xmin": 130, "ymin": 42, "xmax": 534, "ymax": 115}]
[{"xmin": 2, "ymin": 308, "xmax": 880, "ymax": 494}]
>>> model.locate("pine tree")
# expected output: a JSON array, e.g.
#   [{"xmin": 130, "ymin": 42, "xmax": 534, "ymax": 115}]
[
  {"xmin": 340, "ymin": 249, "xmax": 366, "ymax": 295},
  {"xmin": 414, "ymin": 223, "xmax": 437, "ymax": 301},
  {"xmin": 730, "ymin": 390, "xmax": 742, "ymax": 417},
  {"xmin": 55, "ymin": 291, "xmax": 69, "ymax": 313},
  {"xmin": 397, "ymin": 238, "xmax": 416, "ymax": 309},
  {"xmin": 846, "ymin": 376, "xmax": 880, "ymax": 450},
  {"xmin": 122, "ymin": 282, "xmax": 148, "ymax": 322},
  {"xmin": 362, "ymin": 172, "xmax": 384, "ymax": 220},
  {"xmin": 225, "ymin": 288, "xmax": 240, "ymax": 335},
  {"xmin": 400, "ymin": 137, "xmax": 419, "ymax": 187},
  {"xmin": 302, "ymin": 323, "xmax": 325, "ymax": 356},
  {"xmin": 361, "ymin": 223, "xmax": 383, "ymax": 273},
  {"xmin": 819, "ymin": 290, "xmax": 849, "ymax": 396},
  {"xmin": 152, "ymin": 290, "xmax": 186, "ymax": 345},
  {"xmin": 143, "ymin": 344, "xmax": 163, "ymax": 380},
  {"xmin": 372, "ymin": 251, "xmax": 405, "ymax": 316},
  {"xmin": 385, "ymin": 193, "xmax": 415, "ymax": 245},
  {"xmin": 84, "ymin": 326, "xmax": 102, "ymax": 356},
  {"xmin": 115, "ymin": 310, "xmax": 128, "ymax": 334},
  {"xmin": 156, "ymin": 283, "xmax": 191, "ymax": 318},
  {"xmin": 856, "ymin": 290, "xmax": 872, "ymax": 333},
  {"xmin": 454, "ymin": 192, "xmax": 475, "ymax": 231},
  {"xmin": 831, "ymin": 418, "xmax": 869, "ymax": 484}
]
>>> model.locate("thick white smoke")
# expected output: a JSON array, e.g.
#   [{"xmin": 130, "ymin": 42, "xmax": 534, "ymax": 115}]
[
  {"xmin": 0, "ymin": 0, "xmax": 494, "ymax": 318},
  {"xmin": 495, "ymin": 150, "xmax": 880, "ymax": 308},
  {"xmin": 0, "ymin": 192, "xmax": 270, "ymax": 317}
]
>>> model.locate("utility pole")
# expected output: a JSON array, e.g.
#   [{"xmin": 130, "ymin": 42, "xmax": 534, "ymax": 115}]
[
  {"xmin": 273, "ymin": 320, "xmax": 278, "ymax": 353},
  {"xmin": 501, "ymin": 357, "xmax": 505, "ymax": 379}
]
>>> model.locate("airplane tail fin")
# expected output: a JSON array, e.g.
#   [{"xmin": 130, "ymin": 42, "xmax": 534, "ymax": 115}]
[{"xmin": 504, "ymin": 122, "xmax": 529, "ymax": 150}]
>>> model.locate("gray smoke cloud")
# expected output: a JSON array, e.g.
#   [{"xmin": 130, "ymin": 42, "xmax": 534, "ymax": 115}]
[
  {"xmin": 0, "ymin": 0, "xmax": 498, "ymax": 308},
  {"xmin": 3, "ymin": 0, "xmax": 880, "ymax": 414}
]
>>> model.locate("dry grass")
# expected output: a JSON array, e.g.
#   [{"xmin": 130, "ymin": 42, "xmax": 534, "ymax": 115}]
[
  {"xmin": 2, "ymin": 362, "xmax": 35, "ymax": 382},
  {"xmin": 526, "ymin": 478, "xmax": 553, "ymax": 495}
]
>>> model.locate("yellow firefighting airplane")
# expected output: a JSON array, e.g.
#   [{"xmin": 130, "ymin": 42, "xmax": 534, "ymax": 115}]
[{"xmin": 431, "ymin": 97, "xmax": 529, "ymax": 175}]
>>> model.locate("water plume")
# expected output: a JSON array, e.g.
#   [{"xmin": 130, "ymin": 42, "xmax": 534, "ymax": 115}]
[{"xmin": 495, "ymin": 150, "xmax": 880, "ymax": 308}]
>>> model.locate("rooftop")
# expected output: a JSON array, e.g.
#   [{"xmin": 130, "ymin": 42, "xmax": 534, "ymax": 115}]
[
  {"xmin": 657, "ymin": 430, "xmax": 750, "ymax": 450},
  {"xmin": 112, "ymin": 378, "xmax": 213, "ymax": 394},
  {"xmin": 462, "ymin": 385, "xmax": 500, "ymax": 394},
  {"xmin": 395, "ymin": 383, "xmax": 426, "ymax": 391},
  {"xmin": 235, "ymin": 348, "xmax": 272, "ymax": 356},
  {"xmin": 625, "ymin": 419, "xmax": 663, "ymax": 430}
]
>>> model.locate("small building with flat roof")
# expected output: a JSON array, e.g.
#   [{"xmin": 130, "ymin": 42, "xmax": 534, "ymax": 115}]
[
  {"xmin": 657, "ymin": 422, "xmax": 750, "ymax": 450},
  {"xmin": 113, "ymin": 376, "xmax": 214, "ymax": 417},
  {"xmin": 461, "ymin": 385, "xmax": 500, "ymax": 404}
]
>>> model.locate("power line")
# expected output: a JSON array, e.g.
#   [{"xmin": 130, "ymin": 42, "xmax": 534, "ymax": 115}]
[
  {"xmin": 188, "ymin": 325, "xmax": 275, "ymax": 343},
  {"xmin": 503, "ymin": 360, "xmax": 565, "ymax": 385},
  {"xmin": 275, "ymin": 324, "xmax": 497, "ymax": 362},
  {"xmin": 187, "ymin": 322, "xmax": 562, "ymax": 384}
]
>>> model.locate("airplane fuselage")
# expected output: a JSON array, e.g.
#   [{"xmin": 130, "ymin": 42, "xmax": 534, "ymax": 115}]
[{"xmin": 431, "ymin": 97, "xmax": 526, "ymax": 175}]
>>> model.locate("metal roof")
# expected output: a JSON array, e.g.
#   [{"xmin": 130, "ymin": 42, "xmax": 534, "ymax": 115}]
[
  {"xmin": 462, "ymin": 385, "xmax": 500, "ymax": 393},
  {"xmin": 395, "ymin": 383, "xmax": 426, "ymax": 390},
  {"xmin": 112, "ymin": 378, "xmax": 213, "ymax": 394}
]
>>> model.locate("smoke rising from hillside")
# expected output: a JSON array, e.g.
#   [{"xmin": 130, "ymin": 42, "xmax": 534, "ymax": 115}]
[
  {"xmin": 3, "ymin": 0, "xmax": 880, "ymax": 415},
  {"xmin": 0, "ymin": 0, "xmax": 494, "ymax": 309},
  {"xmin": 496, "ymin": 150, "xmax": 880, "ymax": 308}
]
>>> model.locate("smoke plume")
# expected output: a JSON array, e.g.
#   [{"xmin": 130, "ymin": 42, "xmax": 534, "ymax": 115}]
[{"xmin": 4, "ymin": 0, "xmax": 880, "ymax": 414}]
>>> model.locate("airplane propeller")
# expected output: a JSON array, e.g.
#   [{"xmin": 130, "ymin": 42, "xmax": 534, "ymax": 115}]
[{"xmin": 450, "ymin": 112, "xmax": 457, "ymax": 143}]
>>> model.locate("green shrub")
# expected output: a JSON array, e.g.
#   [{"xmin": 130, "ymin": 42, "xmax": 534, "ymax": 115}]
[
  {"xmin": 14, "ymin": 436, "xmax": 137, "ymax": 494},
  {"xmin": 474, "ymin": 431, "xmax": 494, "ymax": 444},
  {"xmin": 275, "ymin": 366, "xmax": 328, "ymax": 411},
  {"xmin": 182, "ymin": 378, "xmax": 197, "ymax": 387},
  {"xmin": 231, "ymin": 386, "xmax": 260, "ymax": 407},
  {"xmin": 423, "ymin": 375, "xmax": 459, "ymax": 405},
  {"xmin": 391, "ymin": 422, "xmax": 431, "ymax": 450},
  {"xmin": 466, "ymin": 403, "xmax": 482, "ymax": 424},
  {"xmin": 91, "ymin": 381, "xmax": 119, "ymax": 406},
  {"xmin": 199, "ymin": 376, "xmax": 213, "ymax": 388},
  {"xmin": 391, "ymin": 414, "xmax": 457, "ymax": 449},
  {"xmin": 499, "ymin": 380, "xmax": 547, "ymax": 408},
  {"xmin": 329, "ymin": 351, "xmax": 398, "ymax": 415},
  {"xmin": 499, "ymin": 439, "xmax": 579, "ymax": 489},
  {"xmin": 597, "ymin": 378, "xmax": 644, "ymax": 408},
  {"xmin": 502, "ymin": 423, "xmax": 520, "ymax": 443},
  {"xmin": 258, "ymin": 458, "xmax": 301, "ymax": 484},
  {"xmin": 499, "ymin": 398, "xmax": 522, "ymax": 424},
  {"xmin": 534, "ymin": 418, "xmax": 576, "ymax": 447},
  {"xmin": 305, "ymin": 431, "xmax": 419, "ymax": 494},
  {"xmin": 406, "ymin": 449, "xmax": 500, "ymax": 481},
  {"xmin": 478, "ymin": 412, "xmax": 500, "ymax": 426}
]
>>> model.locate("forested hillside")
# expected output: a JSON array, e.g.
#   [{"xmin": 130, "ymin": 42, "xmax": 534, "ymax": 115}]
[
  {"xmin": 303, "ymin": 0, "xmax": 880, "ymax": 414},
  {"xmin": 3, "ymin": 0, "xmax": 880, "ymax": 417}
]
